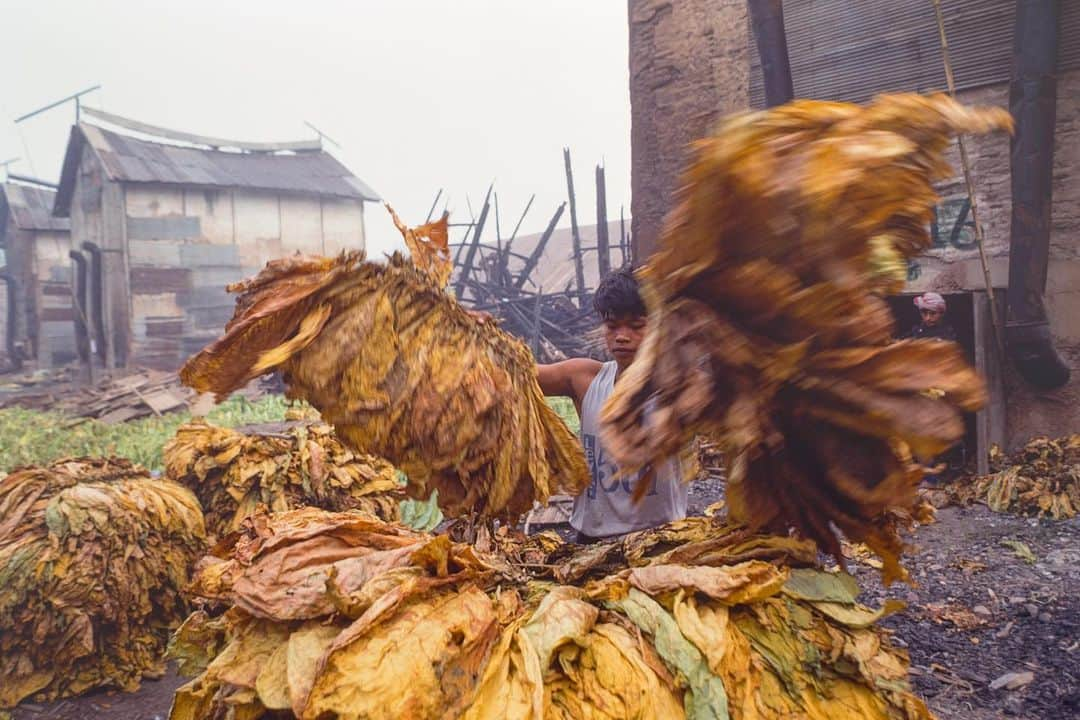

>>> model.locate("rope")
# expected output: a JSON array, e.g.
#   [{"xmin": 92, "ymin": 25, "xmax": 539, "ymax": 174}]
[{"xmin": 930, "ymin": 0, "xmax": 1007, "ymax": 360}]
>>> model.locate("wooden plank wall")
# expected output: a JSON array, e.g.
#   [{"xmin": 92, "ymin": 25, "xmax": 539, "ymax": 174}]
[{"xmin": 121, "ymin": 185, "xmax": 365, "ymax": 370}]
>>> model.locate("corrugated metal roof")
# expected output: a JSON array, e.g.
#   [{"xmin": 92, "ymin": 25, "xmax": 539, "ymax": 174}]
[
  {"xmin": 55, "ymin": 122, "xmax": 380, "ymax": 216},
  {"xmin": 750, "ymin": 0, "xmax": 1080, "ymax": 107},
  {"xmin": 0, "ymin": 183, "xmax": 70, "ymax": 233}
]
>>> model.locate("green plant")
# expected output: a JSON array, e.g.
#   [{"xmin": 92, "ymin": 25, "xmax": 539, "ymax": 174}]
[
  {"xmin": 0, "ymin": 395, "xmax": 293, "ymax": 472},
  {"xmin": 546, "ymin": 396, "xmax": 580, "ymax": 435}
]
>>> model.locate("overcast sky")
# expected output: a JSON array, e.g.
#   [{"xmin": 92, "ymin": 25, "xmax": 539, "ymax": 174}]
[{"xmin": 0, "ymin": 0, "xmax": 631, "ymax": 254}]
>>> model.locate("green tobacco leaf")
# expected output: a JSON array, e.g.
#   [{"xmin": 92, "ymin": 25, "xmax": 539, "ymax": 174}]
[{"xmin": 609, "ymin": 588, "xmax": 730, "ymax": 720}]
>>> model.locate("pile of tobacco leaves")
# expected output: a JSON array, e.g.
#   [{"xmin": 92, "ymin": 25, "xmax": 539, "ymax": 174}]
[
  {"xmin": 0, "ymin": 458, "xmax": 206, "ymax": 710},
  {"xmin": 164, "ymin": 421, "xmax": 442, "ymax": 539},
  {"xmin": 926, "ymin": 434, "xmax": 1079, "ymax": 519},
  {"xmin": 168, "ymin": 507, "xmax": 929, "ymax": 720}
]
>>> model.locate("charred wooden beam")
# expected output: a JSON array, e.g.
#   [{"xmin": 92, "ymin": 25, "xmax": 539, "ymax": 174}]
[
  {"xmin": 500, "ymin": 194, "xmax": 535, "ymax": 285},
  {"xmin": 424, "ymin": 188, "xmax": 443, "ymax": 223},
  {"xmin": 515, "ymin": 202, "xmax": 566, "ymax": 290},
  {"xmin": 454, "ymin": 184, "xmax": 493, "ymax": 299},
  {"xmin": 595, "ymin": 164, "xmax": 611, "ymax": 279},
  {"xmin": 564, "ymin": 148, "xmax": 587, "ymax": 304}
]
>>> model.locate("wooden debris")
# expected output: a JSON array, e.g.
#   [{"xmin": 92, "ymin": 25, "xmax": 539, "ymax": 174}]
[{"xmin": 0, "ymin": 368, "xmax": 194, "ymax": 423}]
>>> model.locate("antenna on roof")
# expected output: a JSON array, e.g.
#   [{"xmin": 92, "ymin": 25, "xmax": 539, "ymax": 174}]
[
  {"xmin": 0, "ymin": 157, "xmax": 20, "ymax": 181},
  {"xmin": 304, "ymin": 121, "xmax": 341, "ymax": 149},
  {"xmin": 6, "ymin": 174, "xmax": 58, "ymax": 190},
  {"xmin": 15, "ymin": 85, "xmax": 101, "ymax": 124}
]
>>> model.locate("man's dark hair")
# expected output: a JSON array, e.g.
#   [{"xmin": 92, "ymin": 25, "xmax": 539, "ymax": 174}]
[{"xmin": 593, "ymin": 266, "xmax": 646, "ymax": 319}]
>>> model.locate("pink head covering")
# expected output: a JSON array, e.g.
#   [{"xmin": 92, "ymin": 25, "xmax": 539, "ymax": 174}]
[{"xmin": 914, "ymin": 292, "xmax": 947, "ymax": 313}]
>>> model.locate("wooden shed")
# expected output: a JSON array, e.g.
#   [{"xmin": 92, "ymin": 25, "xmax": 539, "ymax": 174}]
[
  {"xmin": 52, "ymin": 111, "xmax": 380, "ymax": 371},
  {"xmin": 0, "ymin": 180, "xmax": 74, "ymax": 368}
]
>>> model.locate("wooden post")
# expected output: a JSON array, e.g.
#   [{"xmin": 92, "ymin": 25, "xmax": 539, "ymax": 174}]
[
  {"xmin": 515, "ymin": 203, "xmax": 566, "ymax": 291},
  {"xmin": 563, "ymin": 148, "xmax": 586, "ymax": 305},
  {"xmin": 974, "ymin": 291, "xmax": 1006, "ymax": 474},
  {"xmin": 595, "ymin": 164, "xmax": 610, "ymax": 280},
  {"xmin": 747, "ymin": 0, "xmax": 794, "ymax": 107}
]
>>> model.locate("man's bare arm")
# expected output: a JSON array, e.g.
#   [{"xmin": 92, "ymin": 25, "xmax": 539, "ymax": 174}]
[{"xmin": 536, "ymin": 358, "xmax": 603, "ymax": 408}]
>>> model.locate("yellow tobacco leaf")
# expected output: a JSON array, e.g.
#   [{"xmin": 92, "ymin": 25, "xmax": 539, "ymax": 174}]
[
  {"xmin": 628, "ymin": 561, "xmax": 788, "ymax": 605},
  {"xmin": 302, "ymin": 588, "xmax": 499, "ymax": 719}
]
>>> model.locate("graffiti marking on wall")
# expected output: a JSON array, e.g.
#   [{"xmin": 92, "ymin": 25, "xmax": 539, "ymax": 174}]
[{"xmin": 931, "ymin": 196, "xmax": 977, "ymax": 250}]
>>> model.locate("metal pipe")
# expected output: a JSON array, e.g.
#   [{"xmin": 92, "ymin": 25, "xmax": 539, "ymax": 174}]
[
  {"xmin": 0, "ymin": 273, "xmax": 21, "ymax": 368},
  {"xmin": 1005, "ymin": 0, "xmax": 1070, "ymax": 390},
  {"xmin": 82, "ymin": 242, "xmax": 107, "ymax": 364},
  {"xmin": 68, "ymin": 250, "xmax": 91, "ymax": 364},
  {"xmin": 747, "ymin": 0, "xmax": 794, "ymax": 107},
  {"xmin": 15, "ymin": 85, "xmax": 101, "ymax": 123}
]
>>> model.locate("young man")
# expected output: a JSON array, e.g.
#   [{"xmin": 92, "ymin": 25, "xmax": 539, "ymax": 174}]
[
  {"xmin": 536, "ymin": 267, "xmax": 688, "ymax": 543},
  {"xmin": 907, "ymin": 292, "xmax": 958, "ymax": 342}
]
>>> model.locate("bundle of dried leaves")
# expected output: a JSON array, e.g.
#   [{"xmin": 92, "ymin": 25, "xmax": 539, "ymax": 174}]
[
  {"xmin": 164, "ymin": 421, "xmax": 442, "ymax": 538},
  {"xmin": 169, "ymin": 508, "xmax": 930, "ymax": 720},
  {"xmin": 930, "ymin": 434, "xmax": 1079, "ymax": 519},
  {"xmin": 180, "ymin": 211, "xmax": 588, "ymax": 521},
  {"xmin": 0, "ymin": 458, "xmax": 206, "ymax": 709},
  {"xmin": 601, "ymin": 94, "xmax": 1012, "ymax": 582}
]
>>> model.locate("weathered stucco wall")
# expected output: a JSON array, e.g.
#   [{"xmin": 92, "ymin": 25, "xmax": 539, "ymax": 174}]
[
  {"xmin": 627, "ymin": 2, "xmax": 1080, "ymax": 449},
  {"xmin": 628, "ymin": 0, "xmax": 749, "ymax": 260},
  {"xmin": 1003, "ymin": 69, "xmax": 1080, "ymax": 448}
]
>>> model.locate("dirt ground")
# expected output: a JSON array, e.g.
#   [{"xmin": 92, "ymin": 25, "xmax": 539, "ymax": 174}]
[{"xmin": 11, "ymin": 482, "xmax": 1080, "ymax": 720}]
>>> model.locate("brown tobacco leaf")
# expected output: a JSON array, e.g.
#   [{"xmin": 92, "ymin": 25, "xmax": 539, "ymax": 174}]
[
  {"xmin": 602, "ymin": 93, "xmax": 1011, "ymax": 582},
  {"xmin": 386, "ymin": 204, "xmax": 453, "ymax": 288},
  {"xmin": 180, "ymin": 210, "xmax": 589, "ymax": 521},
  {"xmin": 0, "ymin": 458, "xmax": 205, "ymax": 709}
]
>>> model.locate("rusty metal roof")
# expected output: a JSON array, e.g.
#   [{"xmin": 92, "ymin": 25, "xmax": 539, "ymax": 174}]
[
  {"xmin": 0, "ymin": 182, "xmax": 70, "ymax": 233},
  {"xmin": 55, "ymin": 123, "xmax": 380, "ymax": 216}
]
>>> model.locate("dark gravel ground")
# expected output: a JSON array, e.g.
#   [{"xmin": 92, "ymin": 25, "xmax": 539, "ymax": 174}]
[{"xmin": 11, "ymin": 476, "xmax": 1079, "ymax": 720}]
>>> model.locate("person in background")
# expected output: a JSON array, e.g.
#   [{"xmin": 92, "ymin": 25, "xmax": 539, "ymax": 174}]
[
  {"xmin": 908, "ymin": 292, "xmax": 958, "ymax": 342},
  {"xmin": 907, "ymin": 292, "xmax": 960, "ymax": 484},
  {"xmin": 534, "ymin": 267, "xmax": 688, "ymax": 544}
]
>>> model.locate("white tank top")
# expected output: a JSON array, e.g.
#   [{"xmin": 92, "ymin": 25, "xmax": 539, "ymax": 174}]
[{"xmin": 570, "ymin": 361, "xmax": 688, "ymax": 537}]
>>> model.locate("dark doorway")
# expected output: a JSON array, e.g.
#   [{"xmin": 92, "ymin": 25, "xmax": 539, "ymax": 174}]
[{"xmin": 887, "ymin": 293, "xmax": 977, "ymax": 475}]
